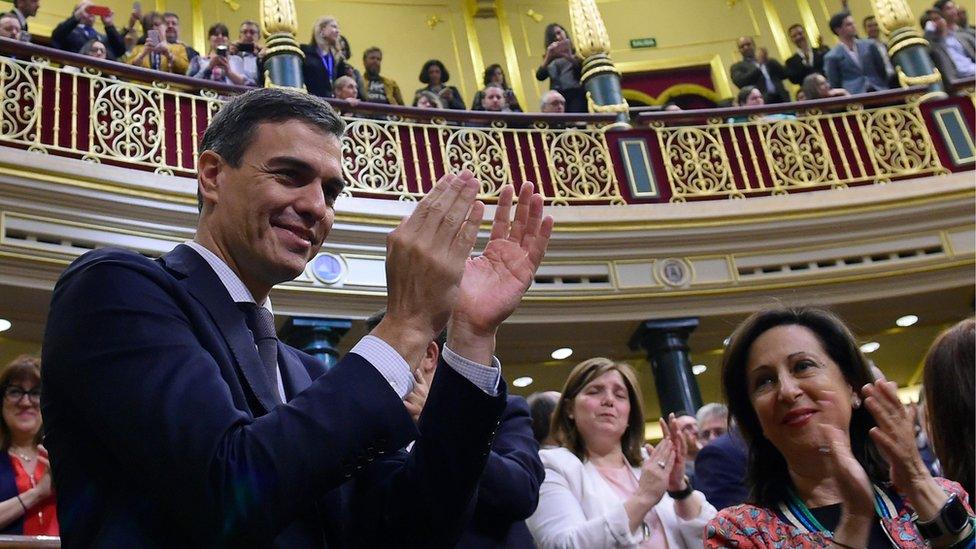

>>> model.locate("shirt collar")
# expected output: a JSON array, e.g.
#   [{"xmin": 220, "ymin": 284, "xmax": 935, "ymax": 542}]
[{"xmin": 183, "ymin": 240, "xmax": 273, "ymax": 313}]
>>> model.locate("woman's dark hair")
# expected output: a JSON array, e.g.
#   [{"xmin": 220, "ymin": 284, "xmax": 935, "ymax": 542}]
[
  {"xmin": 550, "ymin": 358, "xmax": 645, "ymax": 467},
  {"xmin": 721, "ymin": 307, "xmax": 886, "ymax": 507},
  {"xmin": 736, "ymin": 85, "xmax": 759, "ymax": 106},
  {"xmin": 482, "ymin": 64, "xmax": 507, "ymax": 87},
  {"xmin": 923, "ymin": 318, "xmax": 975, "ymax": 502},
  {"xmin": 139, "ymin": 11, "xmax": 163, "ymax": 41},
  {"xmin": 338, "ymin": 35, "xmax": 351, "ymax": 61},
  {"xmin": 419, "ymin": 59, "xmax": 450, "ymax": 84},
  {"xmin": 0, "ymin": 355, "xmax": 42, "ymax": 451},
  {"xmin": 208, "ymin": 22, "xmax": 229, "ymax": 39}
]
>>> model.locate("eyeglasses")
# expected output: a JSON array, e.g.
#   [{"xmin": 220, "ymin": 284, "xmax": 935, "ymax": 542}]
[
  {"xmin": 698, "ymin": 427, "xmax": 727, "ymax": 443},
  {"xmin": 3, "ymin": 386, "xmax": 40, "ymax": 404}
]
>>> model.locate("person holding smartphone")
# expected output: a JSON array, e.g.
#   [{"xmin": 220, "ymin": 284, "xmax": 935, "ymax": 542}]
[
  {"xmin": 51, "ymin": 1, "xmax": 126, "ymax": 60},
  {"xmin": 124, "ymin": 11, "xmax": 188, "ymax": 75},
  {"xmin": 187, "ymin": 23, "xmax": 254, "ymax": 86},
  {"xmin": 226, "ymin": 20, "xmax": 260, "ymax": 85}
]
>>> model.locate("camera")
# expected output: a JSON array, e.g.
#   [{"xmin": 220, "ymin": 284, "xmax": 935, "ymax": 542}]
[{"xmin": 215, "ymin": 45, "xmax": 228, "ymax": 57}]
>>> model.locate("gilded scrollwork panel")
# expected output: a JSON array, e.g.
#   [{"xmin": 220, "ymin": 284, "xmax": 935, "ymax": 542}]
[
  {"xmin": 442, "ymin": 128, "xmax": 509, "ymax": 198},
  {"xmin": 340, "ymin": 119, "xmax": 406, "ymax": 195},
  {"xmin": 0, "ymin": 58, "xmax": 39, "ymax": 141},
  {"xmin": 91, "ymin": 81, "xmax": 163, "ymax": 164},
  {"xmin": 761, "ymin": 119, "xmax": 834, "ymax": 192},
  {"xmin": 861, "ymin": 105, "xmax": 944, "ymax": 177},
  {"xmin": 661, "ymin": 127, "xmax": 736, "ymax": 201},
  {"xmin": 547, "ymin": 130, "xmax": 624, "ymax": 205}
]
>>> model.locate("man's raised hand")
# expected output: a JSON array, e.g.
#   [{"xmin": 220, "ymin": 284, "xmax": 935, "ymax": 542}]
[{"xmin": 447, "ymin": 182, "xmax": 554, "ymax": 365}]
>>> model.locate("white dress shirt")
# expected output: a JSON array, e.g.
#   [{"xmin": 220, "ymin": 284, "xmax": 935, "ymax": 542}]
[{"xmin": 184, "ymin": 241, "xmax": 501, "ymax": 401}]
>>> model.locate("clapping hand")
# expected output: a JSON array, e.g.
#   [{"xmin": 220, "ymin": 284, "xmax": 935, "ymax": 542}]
[
  {"xmin": 661, "ymin": 413, "xmax": 690, "ymax": 491},
  {"xmin": 862, "ymin": 378, "xmax": 933, "ymax": 495},
  {"xmin": 447, "ymin": 182, "xmax": 553, "ymax": 365}
]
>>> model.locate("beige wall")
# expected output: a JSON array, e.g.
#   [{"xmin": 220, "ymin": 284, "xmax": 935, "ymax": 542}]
[{"xmin": 24, "ymin": 0, "xmax": 976, "ymax": 109}]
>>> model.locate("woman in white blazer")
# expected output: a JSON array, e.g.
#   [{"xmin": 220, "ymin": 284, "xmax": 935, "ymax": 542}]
[{"xmin": 527, "ymin": 358, "xmax": 716, "ymax": 548}]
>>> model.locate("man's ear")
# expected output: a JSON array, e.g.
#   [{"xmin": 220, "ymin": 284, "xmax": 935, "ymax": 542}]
[
  {"xmin": 421, "ymin": 341, "xmax": 440, "ymax": 376},
  {"xmin": 197, "ymin": 150, "xmax": 224, "ymax": 210}
]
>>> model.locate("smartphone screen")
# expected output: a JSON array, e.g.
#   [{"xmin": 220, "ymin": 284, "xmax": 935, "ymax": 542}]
[
  {"xmin": 147, "ymin": 29, "xmax": 160, "ymax": 45},
  {"xmin": 87, "ymin": 5, "xmax": 111, "ymax": 17}
]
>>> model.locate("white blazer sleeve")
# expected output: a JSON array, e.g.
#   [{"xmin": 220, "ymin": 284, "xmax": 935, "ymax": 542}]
[
  {"xmin": 671, "ymin": 491, "xmax": 718, "ymax": 548},
  {"xmin": 527, "ymin": 449, "xmax": 644, "ymax": 548}
]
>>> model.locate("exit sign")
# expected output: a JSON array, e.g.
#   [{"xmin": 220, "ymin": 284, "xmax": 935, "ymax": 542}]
[{"xmin": 630, "ymin": 37, "xmax": 657, "ymax": 48}]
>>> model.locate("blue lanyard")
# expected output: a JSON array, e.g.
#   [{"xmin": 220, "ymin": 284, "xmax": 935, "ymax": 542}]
[
  {"xmin": 320, "ymin": 52, "xmax": 334, "ymax": 79},
  {"xmin": 781, "ymin": 484, "xmax": 895, "ymax": 534}
]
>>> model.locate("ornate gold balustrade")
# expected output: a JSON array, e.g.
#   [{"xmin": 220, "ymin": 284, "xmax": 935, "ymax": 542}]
[{"xmin": 0, "ymin": 38, "xmax": 971, "ymax": 207}]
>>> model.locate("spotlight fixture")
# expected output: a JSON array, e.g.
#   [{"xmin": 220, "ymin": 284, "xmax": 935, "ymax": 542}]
[
  {"xmin": 896, "ymin": 315, "xmax": 919, "ymax": 327},
  {"xmin": 513, "ymin": 376, "xmax": 533, "ymax": 388},
  {"xmin": 692, "ymin": 364, "xmax": 707, "ymax": 375},
  {"xmin": 0, "ymin": 319, "xmax": 10, "ymax": 332},
  {"xmin": 551, "ymin": 347, "xmax": 573, "ymax": 360},
  {"xmin": 859, "ymin": 341, "xmax": 880, "ymax": 353}
]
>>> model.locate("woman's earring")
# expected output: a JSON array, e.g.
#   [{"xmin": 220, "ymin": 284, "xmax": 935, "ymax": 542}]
[{"xmin": 852, "ymin": 395, "xmax": 862, "ymax": 409}]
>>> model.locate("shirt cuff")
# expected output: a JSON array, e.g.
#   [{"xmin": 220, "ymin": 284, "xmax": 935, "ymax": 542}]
[
  {"xmin": 350, "ymin": 335, "xmax": 413, "ymax": 399},
  {"xmin": 442, "ymin": 344, "xmax": 501, "ymax": 396}
]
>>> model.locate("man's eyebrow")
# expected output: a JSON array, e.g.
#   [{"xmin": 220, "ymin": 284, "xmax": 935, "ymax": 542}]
[{"xmin": 265, "ymin": 156, "xmax": 317, "ymax": 174}]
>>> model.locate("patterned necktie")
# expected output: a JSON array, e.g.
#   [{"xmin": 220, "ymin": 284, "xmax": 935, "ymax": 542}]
[{"xmin": 238, "ymin": 302, "xmax": 282, "ymax": 403}]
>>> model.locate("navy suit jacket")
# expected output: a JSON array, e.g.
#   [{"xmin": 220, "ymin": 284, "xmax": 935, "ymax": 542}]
[
  {"xmin": 51, "ymin": 15, "xmax": 126, "ymax": 60},
  {"xmin": 693, "ymin": 429, "xmax": 749, "ymax": 511},
  {"xmin": 823, "ymin": 40, "xmax": 890, "ymax": 94},
  {"xmin": 300, "ymin": 44, "xmax": 349, "ymax": 99},
  {"xmin": 41, "ymin": 244, "xmax": 506, "ymax": 547}
]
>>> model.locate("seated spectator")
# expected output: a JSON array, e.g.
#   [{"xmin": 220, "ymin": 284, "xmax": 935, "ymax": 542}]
[
  {"xmin": 673, "ymin": 411, "xmax": 701, "ymax": 481},
  {"xmin": 694, "ymin": 425, "xmax": 748, "ymax": 510},
  {"xmin": 229, "ymin": 20, "xmax": 260, "ymax": 86},
  {"xmin": 924, "ymin": 9, "xmax": 976, "ymax": 83},
  {"xmin": 536, "ymin": 23, "xmax": 585, "ymax": 113},
  {"xmin": 801, "ymin": 72, "xmax": 851, "ymax": 100},
  {"xmin": 731, "ymin": 36, "xmax": 789, "ymax": 104},
  {"xmin": 527, "ymin": 357, "xmax": 716, "ymax": 548},
  {"xmin": 936, "ymin": 0, "xmax": 976, "ymax": 41},
  {"xmin": 333, "ymin": 75, "xmax": 360, "ymax": 106},
  {"xmin": 300, "ymin": 16, "xmax": 348, "ymax": 98},
  {"xmin": 363, "ymin": 309, "xmax": 544, "ymax": 547},
  {"xmin": 126, "ymin": 12, "xmax": 190, "ymax": 74},
  {"xmin": 705, "ymin": 307, "xmax": 975, "ymax": 548},
  {"xmin": 923, "ymin": 318, "xmax": 975, "ymax": 508},
  {"xmin": 52, "ymin": 1, "xmax": 126, "ymax": 60},
  {"xmin": 337, "ymin": 35, "xmax": 364, "ymax": 99},
  {"xmin": 79, "ymin": 37, "xmax": 106, "ymax": 59},
  {"xmin": 696, "ymin": 403, "xmax": 728, "ymax": 448},
  {"xmin": 0, "ymin": 13, "xmax": 23, "ymax": 41},
  {"xmin": 479, "ymin": 84, "xmax": 509, "ymax": 112},
  {"xmin": 7, "ymin": 0, "xmax": 37, "ymax": 41},
  {"xmin": 413, "ymin": 89, "xmax": 443, "ymax": 109},
  {"xmin": 785, "ymin": 23, "xmax": 828, "ymax": 85},
  {"xmin": 162, "ymin": 12, "xmax": 198, "ymax": 62},
  {"xmin": 188, "ymin": 23, "xmax": 254, "ymax": 86},
  {"xmin": 527, "ymin": 391, "xmax": 560, "ymax": 448},
  {"xmin": 472, "ymin": 64, "xmax": 523, "ymax": 112},
  {"xmin": 361, "ymin": 46, "xmax": 403, "ymax": 105},
  {"xmin": 824, "ymin": 12, "xmax": 890, "ymax": 94},
  {"xmin": 540, "ymin": 90, "xmax": 566, "ymax": 113},
  {"xmin": 415, "ymin": 59, "xmax": 464, "ymax": 110},
  {"xmin": 0, "ymin": 355, "xmax": 57, "ymax": 535}
]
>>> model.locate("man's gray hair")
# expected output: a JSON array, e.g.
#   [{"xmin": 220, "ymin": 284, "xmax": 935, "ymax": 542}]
[{"xmin": 696, "ymin": 402, "xmax": 728, "ymax": 424}]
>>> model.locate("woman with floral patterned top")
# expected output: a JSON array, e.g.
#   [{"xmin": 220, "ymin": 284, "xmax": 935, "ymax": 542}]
[{"xmin": 706, "ymin": 307, "xmax": 974, "ymax": 549}]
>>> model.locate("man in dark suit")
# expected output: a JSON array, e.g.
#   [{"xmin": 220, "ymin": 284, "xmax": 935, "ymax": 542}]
[
  {"xmin": 785, "ymin": 23, "xmax": 829, "ymax": 86},
  {"xmin": 51, "ymin": 1, "xmax": 126, "ymax": 60},
  {"xmin": 364, "ymin": 311, "xmax": 545, "ymax": 548},
  {"xmin": 8, "ymin": 0, "xmax": 37, "ymax": 41},
  {"xmin": 730, "ymin": 36, "xmax": 790, "ymax": 104},
  {"xmin": 823, "ymin": 12, "xmax": 891, "ymax": 94},
  {"xmin": 694, "ymin": 427, "xmax": 749, "ymax": 510},
  {"xmin": 41, "ymin": 88, "xmax": 554, "ymax": 547},
  {"xmin": 924, "ymin": 9, "xmax": 976, "ymax": 83}
]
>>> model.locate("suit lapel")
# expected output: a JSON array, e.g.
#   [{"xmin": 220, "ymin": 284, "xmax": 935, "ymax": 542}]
[
  {"xmin": 159, "ymin": 244, "xmax": 281, "ymax": 415},
  {"xmin": 277, "ymin": 345, "xmax": 312, "ymax": 401}
]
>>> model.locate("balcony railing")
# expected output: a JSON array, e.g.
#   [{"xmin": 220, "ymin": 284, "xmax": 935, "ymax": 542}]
[{"xmin": 0, "ymin": 38, "xmax": 972, "ymax": 206}]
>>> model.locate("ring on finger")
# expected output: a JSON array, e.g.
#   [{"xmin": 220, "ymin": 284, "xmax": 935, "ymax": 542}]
[{"xmin": 656, "ymin": 460, "xmax": 666, "ymax": 469}]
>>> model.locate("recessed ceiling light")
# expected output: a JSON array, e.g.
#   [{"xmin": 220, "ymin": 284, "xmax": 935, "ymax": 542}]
[
  {"xmin": 723, "ymin": 337, "xmax": 731, "ymax": 346},
  {"xmin": 513, "ymin": 376, "xmax": 533, "ymax": 388},
  {"xmin": 896, "ymin": 315, "xmax": 919, "ymax": 327},
  {"xmin": 0, "ymin": 319, "xmax": 10, "ymax": 332},
  {"xmin": 692, "ymin": 364, "xmax": 707, "ymax": 375},
  {"xmin": 551, "ymin": 347, "xmax": 573, "ymax": 360},
  {"xmin": 860, "ymin": 341, "xmax": 880, "ymax": 353}
]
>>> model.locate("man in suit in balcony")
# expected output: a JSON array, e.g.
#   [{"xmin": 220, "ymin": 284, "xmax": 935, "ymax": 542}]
[
  {"xmin": 863, "ymin": 15, "xmax": 896, "ymax": 86},
  {"xmin": 924, "ymin": 9, "xmax": 976, "ymax": 83},
  {"xmin": 51, "ymin": 1, "xmax": 126, "ymax": 60},
  {"xmin": 8, "ymin": 0, "xmax": 37, "ymax": 41},
  {"xmin": 824, "ymin": 12, "xmax": 891, "ymax": 94},
  {"xmin": 41, "ymin": 87, "xmax": 554, "ymax": 547},
  {"xmin": 784, "ymin": 24, "xmax": 829, "ymax": 87},
  {"xmin": 731, "ymin": 36, "xmax": 789, "ymax": 104}
]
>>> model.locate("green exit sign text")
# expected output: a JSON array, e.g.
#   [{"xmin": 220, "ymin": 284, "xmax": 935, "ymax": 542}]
[{"xmin": 630, "ymin": 37, "xmax": 657, "ymax": 48}]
